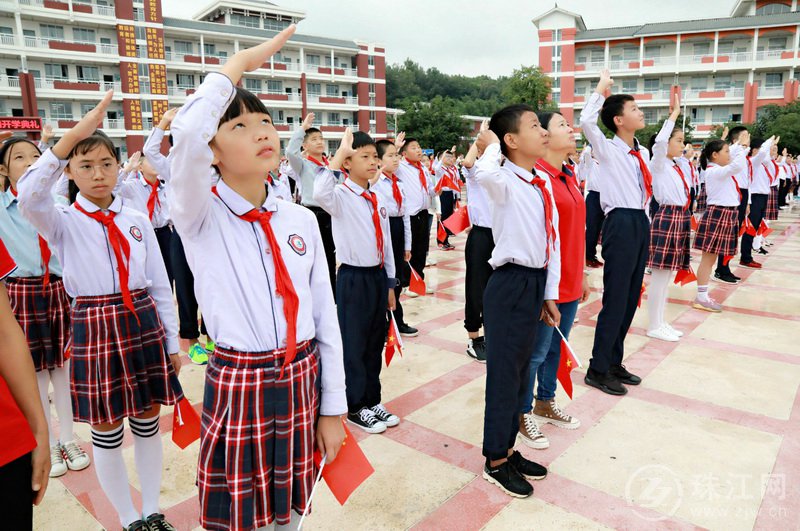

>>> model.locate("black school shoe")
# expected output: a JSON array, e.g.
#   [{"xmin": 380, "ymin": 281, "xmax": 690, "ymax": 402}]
[
  {"xmin": 609, "ymin": 364, "xmax": 642, "ymax": 385},
  {"xmin": 483, "ymin": 459, "xmax": 533, "ymax": 498},
  {"xmin": 123, "ymin": 520, "xmax": 149, "ymax": 531},
  {"xmin": 758, "ymin": 247, "xmax": 769, "ymax": 255},
  {"xmin": 508, "ymin": 450, "xmax": 547, "ymax": 480},
  {"xmin": 144, "ymin": 514, "xmax": 177, "ymax": 531},
  {"xmin": 397, "ymin": 323, "xmax": 419, "ymax": 337},
  {"xmin": 466, "ymin": 336, "xmax": 487, "ymax": 363},
  {"xmin": 713, "ymin": 272, "xmax": 739, "ymax": 284},
  {"xmin": 585, "ymin": 368, "xmax": 627, "ymax": 395}
]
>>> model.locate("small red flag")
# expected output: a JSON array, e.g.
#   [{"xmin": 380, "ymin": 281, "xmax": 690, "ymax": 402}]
[
  {"xmin": 437, "ymin": 221, "xmax": 447, "ymax": 243},
  {"xmin": 443, "ymin": 205, "xmax": 470, "ymax": 235},
  {"xmin": 556, "ymin": 342, "xmax": 576, "ymax": 399},
  {"xmin": 690, "ymin": 215, "xmax": 699, "ymax": 232},
  {"xmin": 742, "ymin": 217, "xmax": 757, "ymax": 237},
  {"xmin": 172, "ymin": 398, "xmax": 201, "ymax": 449},
  {"xmin": 314, "ymin": 422, "xmax": 374, "ymax": 505},
  {"xmin": 722, "ymin": 255, "xmax": 733, "ymax": 267},
  {"xmin": 638, "ymin": 283, "xmax": 646, "ymax": 308},
  {"xmin": 408, "ymin": 265, "xmax": 426, "ymax": 296},
  {"xmin": 757, "ymin": 219, "xmax": 773, "ymax": 237},
  {"xmin": 384, "ymin": 314, "xmax": 404, "ymax": 367},
  {"xmin": 673, "ymin": 266, "xmax": 697, "ymax": 286}
]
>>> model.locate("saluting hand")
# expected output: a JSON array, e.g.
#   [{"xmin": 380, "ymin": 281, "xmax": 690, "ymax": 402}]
[
  {"xmin": 301, "ymin": 112, "xmax": 315, "ymax": 131},
  {"xmin": 53, "ymin": 90, "xmax": 113, "ymax": 159},
  {"xmin": 221, "ymin": 25, "xmax": 296, "ymax": 84}
]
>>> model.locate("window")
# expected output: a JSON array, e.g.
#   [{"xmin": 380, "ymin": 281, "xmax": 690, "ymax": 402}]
[
  {"xmin": 49, "ymin": 101, "xmax": 72, "ymax": 120},
  {"xmin": 133, "ymin": 7, "xmax": 144, "ymax": 21},
  {"xmin": 768, "ymin": 37, "xmax": 788, "ymax": 51},
  {"xmin": 326, "ymin": 84, "xmax": 340, "ymax": 97},
  {"xmin": 134, "ymin": 26, "xmax": 147, "ymax": 41},
  {"xmin": 203, "ymin": 43, "xmax": 216, "ymax": 56},
  {"xmin": 622, "ymin": 79, "xmax": 638, "ymax": 93},
  {"xmin": 731, "ymin": 113, "xmax": 742, "ymax": 122},
  {"xmin": 173, "ymin": 40, "xmax": 193, "ymax": 55},
  {"xmin": 73, "ymin": 28, "xmax": 95, "ymax": 43},
  {"xmin": 306, "ymin": 54, "xmax": 321, "ymax": 66},
  {"xmin": 137, "ymin": 63, "xmax": 148, "ymax": 77},
  {"xmin": 77, "ymin": 66, "xmax": 99, "ymax": 81},
  {"xmin": 328, "ymin": 112, "xmax": 340, "ymax": 124},
  {"xmin": 644, "ymin": 45, "xmax": 661, "ymax": 59},
  {"xmin": 765, "ymin": 72, "xmax": 783, "ymax": 87},
  {"xmin": 100, "ymin": 37, "xmax": 112, "ymax": 45},
  {"xmin": 141, "ymin": 100, "xmax": 152, "ymax": 113},
  {"xmin": 644, "ymin": 109, "xmax": 658, "ymax": 123},
  {"xmin": 231, "ymin": 14, "xmax": 260, "ymax": 28},
  {"xmin": 244, "ymin": 78, "xmax": 261, "ymax": 91},
  {"xmin": 551, "ymin": 77, "xmax": 561, "ymax": 89},
  {"xmin": 263, "ymin": 18, "xmax": 290, "ymax": 31},
  {"xmin": 307, "ymin": 82, "xmax": 321, "ymax": 95},
  {"xmin": 623, "ymin": 47, "xmax": 638, "ymax": 61},
  {"xmin": 554, "ymin": 29, "xmax": 562, "ymax": 42},
  {"xmin": 693, "ymin": 42, "xmax": 711, "ymax": 56},
  {"xmin": 551, "ymin": 92, "xmax": 560, "ymax": 104},
  {"xmin": 714, "ymin": 75, "xmax": 732, "ymax": 90},
  {"xmin": 176, "ymin": 73, "xmax": 194, "ymax": 88},
  {"xmin": 691, "ymin": 76, "xmax": 707, "ymax": 90},
  {"xmin": 717, "ymin": 41, "xmax": 734, "ymax": 55},
  {"xmin": 590, "ymin": 49, "xmax": 604, "ymax": 63},
  {"xmin": 756, "ymin": 3, "xmax": 791, "ymax": 15},
  {"xmin": 40, "ymin": 24, "xmax": 64, "ymax": 40},
  {"xmin": 369, "ymin": 111, "xmax": 376, "ymax": 121},
  {"xmin": 368, "ymin": 55, "xmax": 375, "ymax": 66},
  {"xmin": 712, "ymin": 107, "xmax": 730, "ymax": 123},
  {"xmin": 45, "ymin": 63, "xmax": 68, "ymax": 80},
  {"xmin": 267, "ymin": 79, "xmax": 282, "ymax": 92},
  {"xmin": 643, "ymin": 78, "xmax": 659, "ymax": 93}
]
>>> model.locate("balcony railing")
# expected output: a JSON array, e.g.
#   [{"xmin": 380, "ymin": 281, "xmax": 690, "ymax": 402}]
[
  {"xmin": 19, "ymin": 0, "xmax": 115, "ymax": 17},
  {"xmin": 103, "ymin": 118, "xmax": 124, "ymax": 129},
  {"xmin": 759, "ymin": 85, "xmax": 784, "ymax": 97}
]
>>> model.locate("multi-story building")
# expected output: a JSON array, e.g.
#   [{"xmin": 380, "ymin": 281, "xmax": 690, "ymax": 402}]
[
  {"xmin": 0, "ymin": 0, "xmax": 388, "ymax": 157},
  {"xmin": 533, "ymin": 0, "xmax": 800, "ymax": 139}
]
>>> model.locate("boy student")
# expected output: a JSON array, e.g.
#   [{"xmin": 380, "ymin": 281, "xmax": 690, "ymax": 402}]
[
  {"xmin": 288, "ymin": 112, "xmax": 338, "ymax": 292},
  {"xmin": 435, "ymin": 147, "xmax": 461, "ymax": 250},
  {"xmin": 474, "ymin": 109, "xmax": 559, "ymax": 498},
  {"xmin": 580, "ymin": 69, "xmax": 649, "ymax": 396},
  {"xmin": 580, "ymin": 145, "xmax": 604, "ymax": 268},
  {"xmin": 314, "ymin": 129, "xmax": 401, "ymax": 434},
  {"xmin": 714, "ymin": 126, "xmax": 750, "ymax": 283},
  {"xmin": 168, "ymin": 27, "xmax": 347, "ymax": 530},
  {"xmin": 740, "ymin": 137, "xmax": 778, "ymax": 269},
  {"xmin": 397, "ymin": 138, "xmax": 436, "ymax": 285}
]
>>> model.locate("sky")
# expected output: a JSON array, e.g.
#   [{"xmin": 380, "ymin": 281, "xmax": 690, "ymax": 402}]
[{"xmin": 163, "ymin": 0, "xmax": 736, "ymax": 77}]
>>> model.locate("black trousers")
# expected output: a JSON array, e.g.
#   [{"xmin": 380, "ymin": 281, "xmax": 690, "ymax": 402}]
[
  {"xmin": 585, "ymin": 190, "xmax": 605, "ymax": 261},
  {"xmin": 337, "ymin": 264, "xmax": 388, "ymax": 413},
  {"xmin": 409, "ymin": 210, "xmax": 429, "ymax": 279},
  {"xmin": 0, "ymin": 452, "xmax": 33, "ymax": 529},
  {"xmin": 717, "ymin": 188, "xmax": 749, "ymax": 274},
  {"xmin": 778, "ymin": 179, "xmax": 790, "ymax": 207},
  {"xmin": 309, "ymin": 206, "xmax": 337, "ymax": 296},
  {"xmin": 171, "ymin": 231, "xmax": 206, "ymax": 340},
  {"xmin": 438, "ymin": 191, "xmax": 456, "ymax": 244},
  {"xmin": 388, "ymin": 216, "xmax": 408, "ymax": 327},
  {"xmin": 590, "ymin": 208, "xmax": 649, "ymax": 374},
  {"xmin": 464, "ymin": 225, "xmax": 494, "ymax": 333},
  {"xmin": 741, "ymin": 193, "xmax": 768, "ymax": 262},
  {"xmin": 689, "ymin": 187, "xmax": 697, "ymax": 215},
  {"xmin": 154, "ymin": 225, "xmax": 174, "ymax": 288},
  {"xmin": 482, "ymin": 264, "xmax": 545, "ymax": 460}
]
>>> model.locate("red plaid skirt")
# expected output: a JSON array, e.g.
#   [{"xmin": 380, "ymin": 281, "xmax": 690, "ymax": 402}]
[
  {"xmin": 647, "ymin": 205, "xmax": 691, "ymax": 271},
  {"xmin": 70, "ymin": 289, "xmax": 183, "ymax": 425},
  {"xmin": 6, "ymin": 276, "xmax": 71, "ymax": 371},
  {"xmin": 695, "ymin": 184, "xmax": 707, "ymax": 213},
  {"xmin": 199, "ymin": 340, "xmax": 320, "ymax": 531},
  {"xmin": 766, "ymin": 187, "xmax": 779, "ymax": 221},
  {"xmin": 694, "ymin": 205, "xmax": 738, "ymax": 255}
]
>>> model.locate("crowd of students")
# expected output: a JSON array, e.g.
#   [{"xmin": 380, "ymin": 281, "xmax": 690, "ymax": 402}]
[{"xmin": 0, "ymin": 25, "xmax": 798, "ymax": 529}]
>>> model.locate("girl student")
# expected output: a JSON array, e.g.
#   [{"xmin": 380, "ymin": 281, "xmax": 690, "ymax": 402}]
[
  {"xmin": 17, "ymin": 92, "xmax": 184, "ymax": 531},
  {"xmin": 0, "ymin": 137, "xmax": 90, "ymax": 478},
  {"xmin": 693, "ymin": 131, "xmax": 775, "ymax": 312}
]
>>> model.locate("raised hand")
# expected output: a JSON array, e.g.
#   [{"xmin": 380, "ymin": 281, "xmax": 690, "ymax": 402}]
[
  {"xmin": 596, "ymin": 69, "xmax": 613, "ymax": 94},
  {"xmin": 221, "ymin": 25, "xmax": 296, "ymax": 84},
  {"xmin": 475, "ymin": 120, "xmax": 499, "ymax": 154},
  {"xmin": 41, "ymin": 123, "xmax": 54, "ymax": 144},
  {"xmin": 330, "ymin": 127, "xmax": 357, "ymax": 170},
  {"xmin": 669, "ymin": 90, "xmax": 681, "ymax": 119},
  {"xmin": 158, "ymin": 107, "xmax": 179, "ymax": 130},
  {"xmin": 52, "ymin": 90, "xmax": 113, "ymax": 159},
  {"xmin": 394, "ymin": 131, "xmax": 406, "ymax": 149},
  {"xmin": 123, "ymin": 151, "xmax": 142, "ymax": 173},
  {"xmin": 301, "ymin": 112, "xmax": 316, "ymax": 131},
  {"xmin": 721, "ymin": 125, "xmax": 729, "ymax": 141}
]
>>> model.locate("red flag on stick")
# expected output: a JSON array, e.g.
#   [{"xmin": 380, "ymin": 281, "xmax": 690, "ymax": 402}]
[
  {"xmin": 722, "ymin": 255, "xmax": 733, "ymax": 267},
  {"xmin": 554, "ymin": 326, "xmax": 582, "ymax": 400},
  {"xmin": 384, "ymin": 314, "xmax": 404, "ymax": 367},
  {"xmin": 443, "ymin": 206, "xmax": 470, "ymax": 235},
  {"xmin": 690, "ymin": 215, "xmax": 699, "ymax": 232},
  {"xmin": 757, "ymin": 219, "xmax": 773, "ymax": 237},
  {"xmin": 638, "ymin": 284, "xmax": 646, "ymax": 308},
  {"xmin": 408, "ymin": 264, "xmax": 426, "ymax": 296},
  {"xmin": 172, "ymin": 398, "xmax": 201, "ymax": 449},
  {"xmin": 673, "ymin": 266, "xmax": 698, "ymax": 286},
  {"xmin": 437, "ymin": 221, "xmax": 447, "ymax": 243},
  {"xmin": 314, "ymin": 423, "xmax": 374, "ymax": 505},
  {"xmin": 741, "ymin": 217, "xmax": 757, "ymax": 237}
]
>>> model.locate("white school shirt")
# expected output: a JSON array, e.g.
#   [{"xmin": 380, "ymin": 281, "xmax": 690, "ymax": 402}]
[
  {"xmin": 143, "ymin": 127, "xmax": 172, "ymax": 182},
  {"xmin": 117, "ymin": 172, "xmax": 171, "ymax": 229},
  {"xmin": 267, "ymin": 172, "xmax": 293, "ymax": 202},
  {"xmin": 286, "ymin": 127, "xmax": 336, "ymax": 208},
  {"xmin": 168, "ymin": 72, "xmax": 346, "ymax": 416},
  {"xmin": 396, "ymin": 158, "xmax": 435, "ymax": 216},
  {"xmin": 749, "ymin": 147, "xmax": 776, "ymax": 195},
  {"xmin": 0, "ymin": 188, "xmax": 65, "ymax": 278},
  {"xmin": 768, "ymin": 159, "xmax": 781, "ymax": 188},
  {"xmin": 473, "ymin": 143, "xmax": 561, "ymax": 301},
  {"xmin": 648, "ymin": 120, "xmax": 690, "ymax": 208},
  {"xmin": 16, "ymin": 149, "xmax": 178, "ymax": 353},
  {"xmin": 580, "ymin": 92, "xmax": 651, "ymax": 213},
  {"xmin": 675, "ymin": 157, "xmax": 696, "ymax": 193},
  {"xmin": 313, "ymin": 171, "xmax": 396, "ymax": 286},
  {"xmin": 464, "ymin": 164, "xmax": 492, "ymax": 228},
  {"xmin": 371, "ymin": 172, "xmax": 412, "ymax": 252},
  {"xmin": 704, "ymin": 139, "xmax": 771, "ymax": 207}
]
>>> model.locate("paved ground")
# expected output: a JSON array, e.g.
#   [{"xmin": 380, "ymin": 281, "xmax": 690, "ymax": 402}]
[{"xmin": 34, "ymin": 207, "xmax": 800, "ymax": 530}]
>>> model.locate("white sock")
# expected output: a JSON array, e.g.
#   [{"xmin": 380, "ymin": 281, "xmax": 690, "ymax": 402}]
[
  {"xmin": 129, "ymin": 416, "xmax": 163, "ymax": 517},
  {"xmin": 50, "ymin": 363, "xmax": 75, "ymax": 443},
  {"xmin": 92, "ymin": 425, "xmax": 140, "ymax": 527},
  {"xmin": 697, "ymin": 285, "xmax": 710, "ymax": 302},
  {"xmin": 256, "ymin": 511, "xmax": 301, "ymax": 531},
  {"xmin": 648, "ymin": 269, "xmax": 672, "ymax": 331},
  {"xmin": 35, "ymin": 370, "xmax": 56, "ymax": 446}
]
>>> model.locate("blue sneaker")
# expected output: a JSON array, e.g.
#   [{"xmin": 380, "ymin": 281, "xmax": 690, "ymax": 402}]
[{"xmin": 188, "ymin": 344, "xmax": 209, "ymax": 365}]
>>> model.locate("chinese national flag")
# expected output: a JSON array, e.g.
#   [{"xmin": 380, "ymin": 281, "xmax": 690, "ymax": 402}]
[
  {"xmin": 556, "ymin": 342, "xmax": 577, "ymax": 399},
  {"xmin": 443, "ymin": 206, "xmax": 470, "ymax": 235},
  {"xmin": 741, "ymin": 217, "xmax": 757, "ymax": 237},
  {"xmin": 384, "ymin": 314, "xmax": 404, "ymax": 367},
  {"xmin": 408, "ymin": 265, "xmax": 426, "ymax": 296},
  {"xmin": 437, "ymin": 221, "xmax": 447, "ymax": 243},
  {"xmin": 172, "ymin": 398, "xmax": 201, "ymax": 449},
  {"xmin": 638, "ymin": 283, "xmax": 646, "ymax": 308},
  {"xmin": 757, "ymin": 220, "xmax": 773, "ymax": 237},
  {"xmin": 690, "ymin": 215, "xmax": 699, "ymax": 232},
  {"xmin": 314, "ymin": 423, "xmax": 374, "ymax": 505},
  {"xmin": 673, "ymin": 266, "xmax": 697, "ymax": 286}
]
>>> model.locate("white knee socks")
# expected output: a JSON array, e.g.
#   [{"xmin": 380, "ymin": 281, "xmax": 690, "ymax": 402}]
[
  {"xmin": 50, "ymin": 363, "xmax": 74, "ymax": 443},
  {"xmin": 129, "ymin": 416, "xmax": 163, "ymax": 518},
  {"xmin": 648, "ymin": 269, "xmax": 672, "ymax": 331},
  {"xmin": 35, "ymin": 371, "xmax": 55, "ymax": 446},
  {"xmin": 92, "ymin": 424, "xmax": 139, "ymax": 527}
]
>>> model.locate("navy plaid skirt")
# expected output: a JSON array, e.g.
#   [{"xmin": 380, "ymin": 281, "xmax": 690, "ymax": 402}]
[
  {"xmin": 696, "ymin": 184, "xmax": 707, "ymax": 213},
  {"xmin": 6, "ymin": 276, "xmax": 71, "ymax": 371},
  {"xmin": 70, "ymin": 289, "xmax": 183, "ymax": 425},
  {"xmin": 648, "ymin": 205, "xmax": 691, "ymax": 271},
  {"xmin": 694, "ymin": 205, "xmax": 738, "ymax": 256},
  {"xmin": 766, "ymin": 187, "xmax": 779, "ymax": 221},
  {"xmin": 199, "ymin": 340, "xmax": 320, "ymax": 531}
]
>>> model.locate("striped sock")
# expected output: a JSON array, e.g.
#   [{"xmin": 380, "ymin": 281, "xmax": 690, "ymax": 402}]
[
  {"xmin": 129, "ymin": 416, "xmax": 163, "ymax": 517},
  {"xmin": 92, "ymin": 425, "xmax": 139, "ymax": 527}
]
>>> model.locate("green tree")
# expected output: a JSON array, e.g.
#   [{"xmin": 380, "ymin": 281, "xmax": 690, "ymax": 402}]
[
  {"xmin": 752, "ymin": 101, "xmax": 800, "ymax": 153},
  {"xmin": 708, "ymin": 121, "xmax": 749, "ymax": 140},
  {"xmin": 501, "ymin": 65, "xmax": 552, "ymax": 110},
  {"xmin": 397, "ymin": 96, "xmax": 471, "ymax": 153},
  {"xmin": 634, "ymin": 114, "xmax": 695, "ymax": 148}
]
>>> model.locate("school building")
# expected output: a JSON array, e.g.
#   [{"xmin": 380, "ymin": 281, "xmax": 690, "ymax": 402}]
[
  {"xmin": 533, "ymin": 0, "xmax": 800, "ymax": 138},
  {"xmin": 0, "ymin": 0, "xmax": 388, "ymax": 157}
]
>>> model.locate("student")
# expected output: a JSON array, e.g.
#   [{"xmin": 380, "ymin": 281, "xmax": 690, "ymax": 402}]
[
  {"xmin": 0, "ymin": 236, "xmax": 51, "ymax": 529},
  {"xmin": 645, "ymin": 97, "xmax": 691, "ymax": 341},
  {"xmin": 462, "ymin": 139, "xmax": 493, "ymax": 363},
  {"xmin": 778, "ymin": 148, "xmax": 790, "ymax": 208},
  {"xmin": 518, "ymin": 111, "xmax": 587, "ymax": 450},
  {"xmin": 397, "ymin": 138, "xmax": 436, "ymax": 284},
  {"xmin": 0, "ymin": 137, "xmax": 90, "ymax": 479},
  {"xmin": 714, "ymin": 126, "xmax": 750, "ymax": 283},
  {"xmin": 435, "ymin": 148, "xmax": 460, "ymax": 250},
  {"xmin": 740, "ymin": 137, "xmax": 773, "ymax": 269},
  {"xmin": 17, "ymin": 95, "xmax": 184, "ymax": 531},
  {"xmin": 579, "ymin": 69, "xmax": 649, "ymax": 396},
  {"xmin": 372, "ymin": 136, "xmax": 419, "ymax": 337},
  {"xmin": 764, "ymin": 140, "xmax": 780, "ymax": 225},
  {"xmin": 287, "ymin": 112, "xmax": 338, "ymax": 292},
  {"xmin": 144, "ymin": 109, "xmax": 213, "ymax": 364},
  {"xmin": 168, "ymin": 28, "xmax": 347, "ymax": 530},
  {"xmin": 267, "ymin": 168, "xmax": 293, "ymax": 201},
  {"xmin": 474, "ymin": 107, "xmax": 559, "ymax": 498},
  {"xmin": 580, "ymin": 145, "xmax": 604, "ymax": 268},
  {"xmin": 694, "ymin": 134, "xmax": 774, "ymax": 310}
]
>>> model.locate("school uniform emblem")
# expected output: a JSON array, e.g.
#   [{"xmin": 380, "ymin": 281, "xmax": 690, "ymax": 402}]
[
  {"xmin": 129, "ymin": 226, "xmax": 143, "ymax": 242},
  {"xmin": 380, "ymin": 206, "xmax": 387, "ymax": 219},
  {"xmin": 287, "ymin": 234, "xmax": 306, "ymax": 256}
]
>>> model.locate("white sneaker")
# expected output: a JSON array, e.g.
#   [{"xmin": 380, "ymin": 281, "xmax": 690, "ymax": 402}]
[
  {"xmin": 370, "ymin": 404, "xmax": 400, "ymax": 427},
  {"xmin": 664, "ymin": 323, "xmax": 684, "ymax": 337},
  {"xmin": 403, "ymin": 287, "xmax": 419, "ymax": 299},
  {"xmin": 518, "ymin": 413, "xmax": 549, "ymax": 449},
  {"xmin": 426, "ymin": 286, "xmax": 435, "ymax": 294},
  {"xmin": 50, "ymin": 445, "xmax": 67, "ymax": 477},
  {"xmin": 62, "ymin": 440, "xmax": 91, "ymax": 471},
  {"xmin": 646, "ymin": 325, "xmax": 680, "ymax": 342},
  {"xmin": 426, "ymin": 256, "xmax": 438, "ymax": 266}
]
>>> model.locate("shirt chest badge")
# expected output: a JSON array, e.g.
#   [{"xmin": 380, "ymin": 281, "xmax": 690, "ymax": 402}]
[
  {"xmin": 287, "ymin": 234, "xmax": 306, "ymax": 256},
  {"xmin": 380, "ymin": 206, "xmax": 387, "ymax": 219},
  {"xmin": 129, "ymin": 226, "xmax": 143, "ymax": 242}
]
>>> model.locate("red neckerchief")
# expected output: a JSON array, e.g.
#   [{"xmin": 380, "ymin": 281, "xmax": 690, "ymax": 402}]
[
  {"xmin": 306, "ymin": 155, "xmax": 329, "ymax": 167},
  {"xmin": 10, "ymin": 187, "xmax": 51, "ymax": 285},
  {"xmin": 406, "ymin": 158, "xmax": 429, "ymax": 192},
  {"xmin": 383, "ymin": 172, "xmax": 403, "ymax": 210},
  {"xmin": 629, "ymin": 148, "xmax": 653, "ymax": 206},
  {"xmin": 144, "ymin": 178, "xmax": 161, "ymax": 221},
  {"xmin": 708, "ymin": 163, "xmax": 741, "ymax": 202},
  {"xmin": 511, "ymin": 169, "xmax": 556, "ymax": 265},
  {"xmin": 672, "ymin": 164, "xmax": 691, "ymax": 210},
  {"xmin": 343, "ymin": 182, "xmax": 384, "ymax": 267}
]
